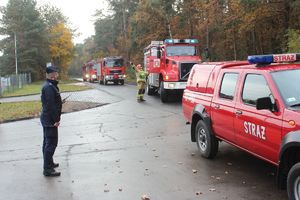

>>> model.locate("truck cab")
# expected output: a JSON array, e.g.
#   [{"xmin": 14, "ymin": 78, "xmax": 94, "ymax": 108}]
[
  {"xmin": 144, "ymin": 39, "xmax": 201, "ymax": 102},
  {"xmin": 82, "ymin": 60, "xmax": 97, "ymax": 82},
  {"xmin": 98, "ymin": 56, "xmax": 126, "ymax": 85},
  {"xmin": 182, "ymin": 53, "xmax": 300, "ymax": 200}
]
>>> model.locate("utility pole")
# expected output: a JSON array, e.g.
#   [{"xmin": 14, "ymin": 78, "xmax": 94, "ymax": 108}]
[{"xmin": 14, "ymin": 32, "xmax": 18, "ymax": 75}]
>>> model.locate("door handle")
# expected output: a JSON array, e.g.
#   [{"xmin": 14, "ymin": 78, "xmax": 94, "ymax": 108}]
[{"xmin": 235, "ymin": 110, "xmax": 243, "ymax": 115}]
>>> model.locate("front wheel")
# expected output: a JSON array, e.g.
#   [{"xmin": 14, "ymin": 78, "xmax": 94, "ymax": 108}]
[
  {"xmin": 287, "ymin": 162, "xmax": 300, "ymax": 200},
  {"xmin": 120, "ymin": 80, "xmax": 124, "ymax": 85},
  {"xmin": 195, "ymin": 120, "xmax": 219, "ymax": 159},
  {"xmin": 159, "ymin": 81, "xmax": 168, "ymax": 103},
  {"xmin": 146, "ymin": 79, "xmax": 156, "ymax": 95}
]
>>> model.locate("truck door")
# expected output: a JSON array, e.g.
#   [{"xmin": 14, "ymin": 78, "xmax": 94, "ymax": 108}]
[
  {"xmin": 234, "ymin": 73, "xmax": 282, "ymax": 163},
  {"xmin": 211, "ymin": 71, "xmax": 239, "ymax": 142},
  {"xmin": 146, "ymin": 47, "xmax": 161, "ymax": 73}
]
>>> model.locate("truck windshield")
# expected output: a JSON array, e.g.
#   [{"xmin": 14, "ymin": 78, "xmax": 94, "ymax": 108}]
[
  {"xmin": 166, "ymin": 46, "xmax": 196, "ymax": 56},
  {"xmin": 272, "ymin": 69, "xmax": 300, "ymax": 107},
  {"xmin": 106, "ymin": 59, "xmax": 123, "ymax": 67}
]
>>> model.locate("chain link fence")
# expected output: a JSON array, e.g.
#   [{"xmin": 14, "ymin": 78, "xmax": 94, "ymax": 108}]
[{"xmin": 0, "ymin": 73, "xmax": 31, "ymax": 97}]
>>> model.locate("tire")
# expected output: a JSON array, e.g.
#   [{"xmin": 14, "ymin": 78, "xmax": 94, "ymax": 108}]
[
  {"xmin": 195, "ymin": 120, "xmax": 219, "ymax": 159},
  {"xmin": 120, "ymin": 80, "xmax": 124, "ymax": 85},
  {"xmin": 159, "ymin": 81, "xmax": 168, "ymax": 103},
  {"xmin": 146, "ymin": 79, "xmax": 156, "ymax": 95},
  {"xmin": 287, "ymin": 162, "xmax": 300, "ymax": 200}
]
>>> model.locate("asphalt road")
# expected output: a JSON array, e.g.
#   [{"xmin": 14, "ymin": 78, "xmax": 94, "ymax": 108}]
[{"xmin": 0, "ymin": 82, "xmax": 288, "ymax": 200}]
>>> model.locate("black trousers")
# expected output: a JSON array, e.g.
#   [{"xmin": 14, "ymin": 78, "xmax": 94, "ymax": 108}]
[{"xmin": 42, "ymin": 127, "xmax": 58, "ymax": 170}]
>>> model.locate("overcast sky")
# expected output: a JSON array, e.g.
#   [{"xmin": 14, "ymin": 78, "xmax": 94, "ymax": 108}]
[{"xmin": 0, "ymin": 0, "xmax": 109, "ymax": 44}]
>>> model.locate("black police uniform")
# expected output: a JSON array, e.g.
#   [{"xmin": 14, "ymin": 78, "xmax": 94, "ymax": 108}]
[{"xmin": 40, "ymin": 69, "xmax": 62, "ymax": 176}]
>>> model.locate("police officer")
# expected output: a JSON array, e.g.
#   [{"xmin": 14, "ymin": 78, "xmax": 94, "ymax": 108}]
[
  {"xmin": 131, "ymin": 62, "xmax": 148, "ymax": 102},
  {"xmin": 40, "ymin": 66, "xmax": 62, "ymax": 177}
]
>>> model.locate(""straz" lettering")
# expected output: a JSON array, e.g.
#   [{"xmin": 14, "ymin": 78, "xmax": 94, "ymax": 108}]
[{"xmin": 244, "ymin": 121, "xmax": 266, "ymax": 140}]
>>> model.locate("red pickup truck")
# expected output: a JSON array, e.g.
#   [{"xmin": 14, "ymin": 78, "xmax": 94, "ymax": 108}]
[{"xmin": 182, "ymin": 53, "xmax": 300, "ymax": 200}]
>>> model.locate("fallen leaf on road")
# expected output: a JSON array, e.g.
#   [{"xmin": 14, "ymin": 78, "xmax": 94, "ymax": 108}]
[
  {"xmin": 141, "ymin": 194, "xmax": 150, "ymax": 200},
  {"xmin": 191, "ymin": 153, "xmax": 195, "ymax": 156},
  {"xmin": 216, "ymin": 177, "xmax": 221, "ymax": 180},
  {"xmin": 196, "ymin": 191, "xmax": 203, "ymax": 195},
  {"xmin": 104, "ymin": 189, "xmax": 110, "ymax": 192},
  {"xmin": 225, "ymin": 171, "xmax": 229, "ymax": 174},
  {"xmin": 192, "ymin": 169, "xmax": 198, "ymax": 173},
  {"xmin": 209, "ymin": 188, "xmax": 216, "ymax": 192},
  {"xmin": 119, "ymin": 188, "xmax": 122, "ymax": 192},
  {"xmin": 178, "ymin": 162, "xmax": 183, "ymax": 165},
  {"xmin": 227, "ymin": 162, "xmax": 233, "ymax": 166}
]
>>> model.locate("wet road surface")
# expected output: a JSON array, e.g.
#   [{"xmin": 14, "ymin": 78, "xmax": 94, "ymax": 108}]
[{"xmin": 0, "ymin": 82, "xmax": 288, "ymax": 200}]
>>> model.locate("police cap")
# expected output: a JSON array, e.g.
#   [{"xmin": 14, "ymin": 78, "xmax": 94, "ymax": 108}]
[{"xmin": 46, "ymin": 66, "xmax": 58, "ymax": 74}]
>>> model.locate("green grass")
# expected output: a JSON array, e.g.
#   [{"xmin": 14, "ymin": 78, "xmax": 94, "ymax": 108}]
[
  {"xmin": 2, "ymin": 80, "xmax": 91, "ymax": 97},
  {"xmin": 0, "ymin": 101, "xmax": 41, "ymax": 122}
]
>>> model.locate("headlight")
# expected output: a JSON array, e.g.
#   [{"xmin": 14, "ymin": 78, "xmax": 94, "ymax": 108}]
[
  {"xmin": 85, "ymin": 74, "xmax": 89, "ymax": 78},
  {"xmin": 92, "ymin": 74, "xmax": 96, "ymax": 78},
  {"xmin": 168, "ymin": 83, "xmax": 175, "ymax": 88},
  {"xmin": 105, "ymin": 75, "xmax": 110, "ymax": 79},
  {"xmin": 165, "ymin": 75, "xmax": 169, "ymax": 80}
]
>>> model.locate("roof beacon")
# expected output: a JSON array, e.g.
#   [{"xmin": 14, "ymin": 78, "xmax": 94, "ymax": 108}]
[{"xmin": 248, "ymin": 53, "xmax": 300, "ymax": 64}]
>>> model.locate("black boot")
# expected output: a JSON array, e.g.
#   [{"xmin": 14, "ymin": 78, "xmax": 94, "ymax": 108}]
[
  {"xmin": 43, "ymin": 168, "xmax": 61, "ymax": 177},
  {"xmin": 51, "ymin": 162, "xmax": 59, "ymax": 168}
]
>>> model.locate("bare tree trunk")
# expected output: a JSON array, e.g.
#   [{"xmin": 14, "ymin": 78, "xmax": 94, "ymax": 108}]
[{"xmin": 233, "ymin": 32, "xmax": 237, "ymax": 60}]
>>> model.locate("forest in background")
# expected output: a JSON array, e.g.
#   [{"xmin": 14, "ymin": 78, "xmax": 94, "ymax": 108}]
[
  {"xmin": 1, "ymin": 0, "xmax": 300, "ymax": 79},
  {"xmin": 72, "ymin": 0, "xmax": 300, "ymax": 76}
]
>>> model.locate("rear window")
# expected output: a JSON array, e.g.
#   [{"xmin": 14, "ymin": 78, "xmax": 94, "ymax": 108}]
[{"xmin": 219, "ymin": 73, "xmax": 239, "ymax": 100}]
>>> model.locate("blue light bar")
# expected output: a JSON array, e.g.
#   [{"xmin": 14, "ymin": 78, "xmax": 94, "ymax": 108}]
[
  {"xmin": 164, "ymin": 38, "xmax": 199, "ymax": 44},
  {"xmin": 165, "ymin": 39, "xmax": 173, "ymax": 44},
  {"xmin": 248, "ymin": 54, "xmax": 273, "ymax": 64},
  {"xmin": 190, "ymin": 39, "xmax": 199, "ymax": 43},
  {"xmin": 248, "ymin": 53, "xmax": 300, "ymax": 64}
]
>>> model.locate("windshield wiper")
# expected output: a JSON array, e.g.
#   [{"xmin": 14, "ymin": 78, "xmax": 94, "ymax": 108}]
[
  {"xmin": 290, "ymin": 103, "xmax": 300, "ymax": 107},
  {"xmin": 181, "ymin": 71, "xmax": 190, "ymax": 79}
]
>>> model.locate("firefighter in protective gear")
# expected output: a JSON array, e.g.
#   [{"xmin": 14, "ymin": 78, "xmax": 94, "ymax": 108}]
[{"xmin": 131, "ymin": 63, "xmax": 148, "ymax": 102}]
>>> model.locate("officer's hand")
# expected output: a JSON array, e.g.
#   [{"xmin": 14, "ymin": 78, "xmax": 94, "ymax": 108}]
[{"xmin": 54, "ymin": 122, "xmax": 60, "ymax": 127}]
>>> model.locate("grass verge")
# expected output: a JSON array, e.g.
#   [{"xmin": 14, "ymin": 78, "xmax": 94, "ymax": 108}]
[
  {"xmin": 2, "ymin": 80, "xmax": 91, "ymax": 97},
  {"xmin": 0, "ymin": 101, "xmax": 41, "ymax": 123},
  {"xmin": 0, "ymin": 101, "xmax": 103, "ymax": 123}
]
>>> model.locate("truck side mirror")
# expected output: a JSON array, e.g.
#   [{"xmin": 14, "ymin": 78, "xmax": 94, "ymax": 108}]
[
  {"xmin": 256, "ymin": 97, "xmax": 276, "ymax": 111},
  {"xmin": 157, "ymin": 47, "xmax": 161, "ymax": 59}
]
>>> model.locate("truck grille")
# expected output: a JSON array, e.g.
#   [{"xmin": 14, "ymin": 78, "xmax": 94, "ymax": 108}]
[
  {"xmin": 180, "ymin": 63, "xmax": 196, "ymax": 80},
  {"xmin": 109, "ymin": 70, "xmax": 122, "ymax": 74}
]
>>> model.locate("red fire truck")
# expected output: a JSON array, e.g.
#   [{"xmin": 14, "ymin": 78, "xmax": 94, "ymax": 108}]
[
  {"xmin": 82, "ymin": 60, "xmax": 98, "ymax": 82},
  {"xmin": 144, "ymin": 39, "xmax": 201, "ymax": 102},
  {"xmin": 97, "ymin": 56, "xmax": 126, "ymax": 85}
]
